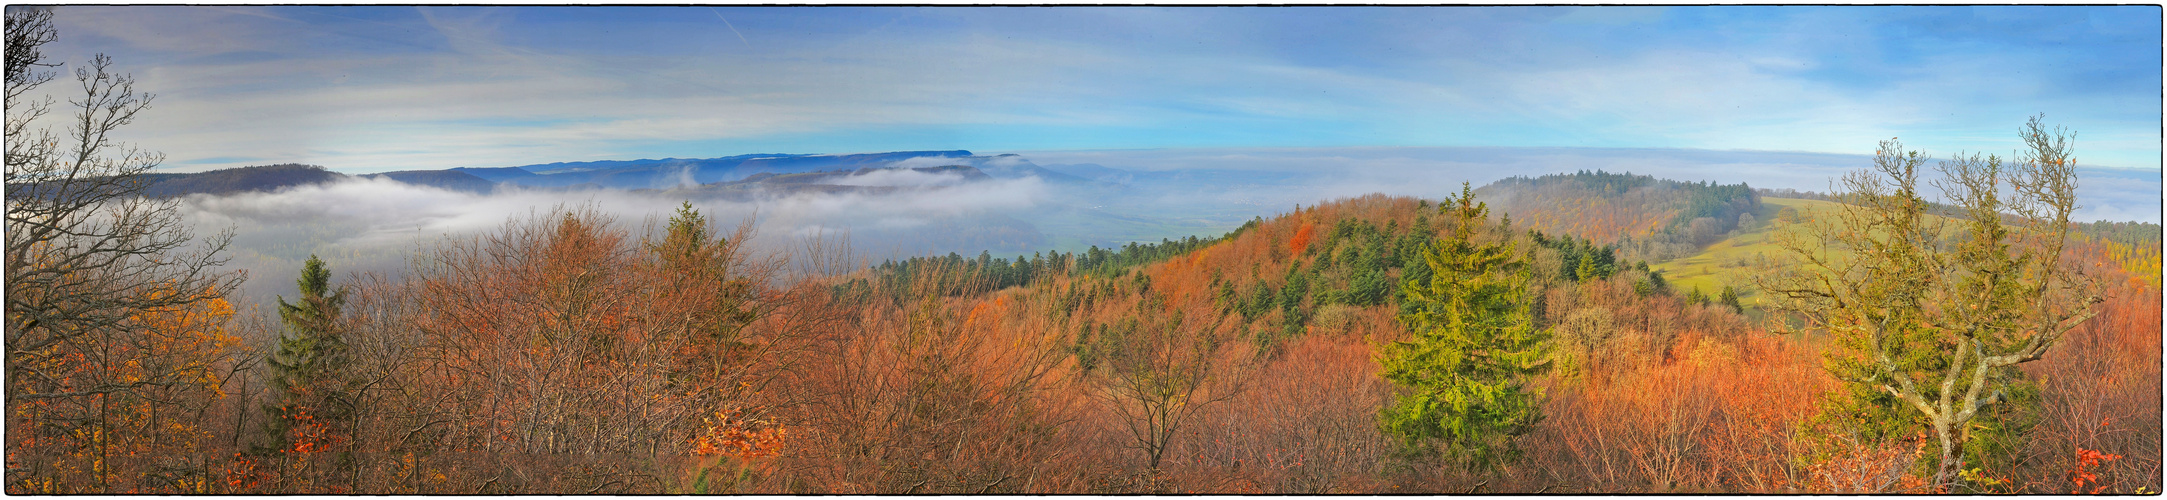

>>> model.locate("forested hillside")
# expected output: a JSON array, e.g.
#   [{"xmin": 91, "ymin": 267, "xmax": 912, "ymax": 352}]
[
  {"xmin": 10, "ymin": 7, "xmax": 2157, "ymax": 496},
  {"xmin": 1480, "ymin": 170, "xmax": 1760, "ymax": 262},
  {"xmin": 15, "ymin": 185, "xmax": 2155, "ymax": 494}
]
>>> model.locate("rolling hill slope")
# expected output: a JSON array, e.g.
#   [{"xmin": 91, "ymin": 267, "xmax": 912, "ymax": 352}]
[{"xmin": 1648, "ymin": 195, "xmax": 2164, "ymax": 307}]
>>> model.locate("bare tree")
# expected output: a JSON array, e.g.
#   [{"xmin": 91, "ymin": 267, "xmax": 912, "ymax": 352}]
[
  {"xmin": 1087, "ymin": 293, "xmax": 1256, "ymax": 490},
  {"xmin": 1759, "ymin": 117, "xmax": 2101, "ymax": 491},
  {"xmin": 6, "ymin": 8, "xmax": 245, "ymax": 492}
]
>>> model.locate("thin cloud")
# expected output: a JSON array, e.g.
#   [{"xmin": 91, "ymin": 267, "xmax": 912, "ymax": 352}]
[{"xmin": 33, "ymin": 6, "xmax": 2158, "ymax": 174}]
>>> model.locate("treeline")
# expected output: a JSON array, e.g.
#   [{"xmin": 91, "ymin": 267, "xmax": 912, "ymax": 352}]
[
  {"xmin": 2071, "ymin": 219, "xmax": 2164, "ymax": 249},
  {"xmin": 847, "ymin": 233, "xmax": 1225, "ymax": 301},
  {"xmin": 1755, "ymin": 186, "xmax": 1834, "ymax": 202},
  {"xmin": 1764, "ymin": 187, "xmax": 2163, "ymax": 253}
]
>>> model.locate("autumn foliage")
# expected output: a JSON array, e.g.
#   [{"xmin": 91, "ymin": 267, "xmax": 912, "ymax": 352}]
[{"xmin": 5, "ymin": 188, "xmax": 2157, "ymax": 494}]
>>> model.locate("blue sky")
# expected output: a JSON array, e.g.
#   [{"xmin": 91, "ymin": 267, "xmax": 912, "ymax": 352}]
[{"xmin": 28, "ymin": 6, "xmax": 2163, "ymax": 173}]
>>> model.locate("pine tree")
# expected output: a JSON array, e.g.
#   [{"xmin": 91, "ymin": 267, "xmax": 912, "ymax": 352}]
[{"xmin": 1379, "ymin": 183, "xmax": 1552, "ymax": 471}]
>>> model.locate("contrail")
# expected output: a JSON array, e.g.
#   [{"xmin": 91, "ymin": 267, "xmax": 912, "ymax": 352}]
[{"xmin": 710, "ymin": 8, "xmax": 751, "ymax": 48}]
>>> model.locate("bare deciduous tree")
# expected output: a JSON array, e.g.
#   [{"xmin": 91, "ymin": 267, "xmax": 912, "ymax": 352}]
[
  {"xmin": 6, "ymin": 8, "xmax": 245, "ymax": 492},
  {"xmin": 1087, "ymin": 294, "xmax": 1256, "ymax": 490}
]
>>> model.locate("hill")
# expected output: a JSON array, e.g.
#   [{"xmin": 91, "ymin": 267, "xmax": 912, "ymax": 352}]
[
  {"xmin": 360, "ymin": 169, "xmax": 498, "ymax": 194},
  {"xmin": 1655, "ymin": 195, "xmax": 2167, "ymax": 306},
  {"xmin": 1646, "ymin": 196, "xmax": 1827, "ymax": 307},
  {"xmin": 137, "ymin": 163, "xmax": 347, "ymax": 197},
  {"xmin": 1476, "ymin": 170, "xmax": 1759, "ymax": 263},
  {"xmin": 425, "ymin": 150, "xmax": 1094, "ymax": 190},
  {"xmin": 807, "ymin": 191, "xmax": 1818, "ymax": 493},
  {"xmin": 656, "ymin": 164, "xmax": 1003, "ymax": 200},
  {"xmin": 133, "ymin": 164, "xmax": 499, "ymax": 198}
]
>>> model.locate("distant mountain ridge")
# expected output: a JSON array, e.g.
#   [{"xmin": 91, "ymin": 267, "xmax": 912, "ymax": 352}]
[
  {"xmin": 73, "ymin": 153, "xmax": 1050, "ymax": 199},
  {"xmin": 21, "ymin": 150, "xmax": 1111, "ymax": 200},
  {"xmin": 136, "ymin": 164, "xmax": 348, "ymax": 197},
  {"xmin": 465, "ymin": 150, "xmax": 986, "ymax": 189},
  {"xmin": 112, "ymin": 164, "xmax": 499, "ymax": 197},
  {"xmin": 462, "ymin": 150, "xmax": 1096, "ymax": 189},
  {"xmin": 363, "ymin": 169, "xmax": 497, "ymax": 194}
]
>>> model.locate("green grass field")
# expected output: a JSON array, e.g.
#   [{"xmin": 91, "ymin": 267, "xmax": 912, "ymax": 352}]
[
  {"xmin": 1651, "ymin": 195, "xmax": 2005, "ymax": 307},
  {"xmin": 1651, "ymin": 197, "xmax": 1845, "ymax": 307}
]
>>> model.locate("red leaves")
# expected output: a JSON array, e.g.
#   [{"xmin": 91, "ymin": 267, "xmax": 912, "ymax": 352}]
[
  {"xmin": 223, "ymin": 453, "xmax": 264, "ymax": 492},
  {"xmin": 2069, "ymin": 447, "xmax": 2122, "ymax": 494},
  {"xmin": 1288, "ymin": 223, "xmax": 1316, "ymax": 255},
  {"xmin": 282, "ymin": 407, "xmax": 347, "ymax": 455}
]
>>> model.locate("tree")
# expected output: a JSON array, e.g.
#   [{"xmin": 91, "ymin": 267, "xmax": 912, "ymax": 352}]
[
  {"xmin": 646, "ymin": 202, "xmax": 761, "ymax": 392},
  {"xmin": 9, "ymin": 292, "xmax": 242, "ymax": 493},
  {"xmin": 1089, "ymin": 291, "xmax": 1255, "ymax": 486},
  {"xmin": 1760, "ymin": 118, "xmax": 2101, "ymax": 491},
  {"xmin": 1379, "ymin": 183, "xmax": 1552, "ymax": 471},
  {"xmin": 6, "ymin": 9, "xmax": 244, "ymax": 492},
  {"xmin": 260, "ymin": 255, "xmax": 354, "ymax": 477}
]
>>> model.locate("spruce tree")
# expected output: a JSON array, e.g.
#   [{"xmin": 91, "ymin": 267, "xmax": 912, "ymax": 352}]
[
  {"xmin": 1379, "ymin": 183, "xmax": 1552, "ymax": 471},
  {"xmin": 261, "ymin": 255, "xmax": 352, "ymax": 454},
  {"xmin": 1718, "ymin": 285, "xmax": 1743, "ymax": 313}
]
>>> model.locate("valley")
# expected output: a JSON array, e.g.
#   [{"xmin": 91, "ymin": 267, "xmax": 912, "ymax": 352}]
[{"xmin": 8, "ymin": 5, "xmax": 2159, "ymax": 494}]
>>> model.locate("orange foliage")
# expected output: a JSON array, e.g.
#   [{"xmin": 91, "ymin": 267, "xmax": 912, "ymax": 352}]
[
  {"xmin": 48, "ymin": 193, "xmax": 2143, "ymax": 495},
  {"xmin": 1288, "ymin": 223, "xmax": 1316, "ymax": 255},
  {"xmin": 7, "ymin": 291, "xmax": 239, "ymax": 494},
  {"xmin": 690, "ymin": 408, "xmax": 787, "ymax": 460},
  {"xmin": 2069, "ymin": 447, "xmax": 2123, "ymax": 494},
  {"xmin": 2020, "ymin": 278, "xmax": 2161, "ymax": 493}
]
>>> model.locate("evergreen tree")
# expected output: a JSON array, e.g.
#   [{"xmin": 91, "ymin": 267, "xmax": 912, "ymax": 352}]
[
  {"xmin": 1379, "ymin": 183, "xmax": 1552, "ymax": 471},
  {"xmin": 1718, "ymin": 285, "xmax": 1742, "ymax": 313},
  {"xmin": 1278, "ymin": 262, "xmax": 1309, "ymax": 313},
  {"xmin": 261, "ymin": 255, "xmax": 353, "ymax": 456},
  {"xmin": 1575, "ymin": 252, "xmax": 1601, "ymax": 282}
]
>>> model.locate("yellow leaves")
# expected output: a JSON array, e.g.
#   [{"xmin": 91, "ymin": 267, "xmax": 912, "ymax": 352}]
[{"xmin": 10, "ymin": 284, "xmax": 240, "ymax": 494}]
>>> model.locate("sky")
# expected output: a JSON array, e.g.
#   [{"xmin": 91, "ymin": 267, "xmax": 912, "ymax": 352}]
[{"xmin": 22, "ymin": 5, "xmax": 2165, "ymax": 174}]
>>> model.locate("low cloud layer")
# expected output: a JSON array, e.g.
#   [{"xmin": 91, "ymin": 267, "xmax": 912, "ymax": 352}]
[
  {"xmin": 183, "ymin": 175, "xmax": 1050, "ymax": 303},
  {"xmin": 828, "ymin": 168, "xmax": 974, "ymax": 187},
  {"xmin": 174, "ymin": 145, "xmax": 2154, "ymax": 307}
]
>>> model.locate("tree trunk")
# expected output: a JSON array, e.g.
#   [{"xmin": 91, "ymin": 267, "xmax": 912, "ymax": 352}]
[{"xmin": 1931, "ymin": 422, "xmax": 1956, "ymax": 492}]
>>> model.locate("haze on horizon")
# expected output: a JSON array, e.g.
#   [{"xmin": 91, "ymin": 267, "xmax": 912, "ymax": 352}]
[
  {"xmin": 19, "ymin": 5, "xmax": 2165, "ymax": 292},
  {"xmin": 23, "ymin": 5, "xmax": 2162, "ymax": 175}
]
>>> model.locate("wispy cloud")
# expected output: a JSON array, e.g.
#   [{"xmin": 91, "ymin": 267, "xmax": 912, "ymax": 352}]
[{"xmin": 30, "ymin": 6, "xmax": 2160, "ymax": 173}]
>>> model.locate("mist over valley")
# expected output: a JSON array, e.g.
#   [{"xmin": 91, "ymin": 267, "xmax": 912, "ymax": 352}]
[
  {"xmin": 10, "ymin": 6, "xmax": 2159, "ymax": 494},
  {"xmin": 147, "ymin": 146, "xmax": 2161, "ymax": 305}
]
